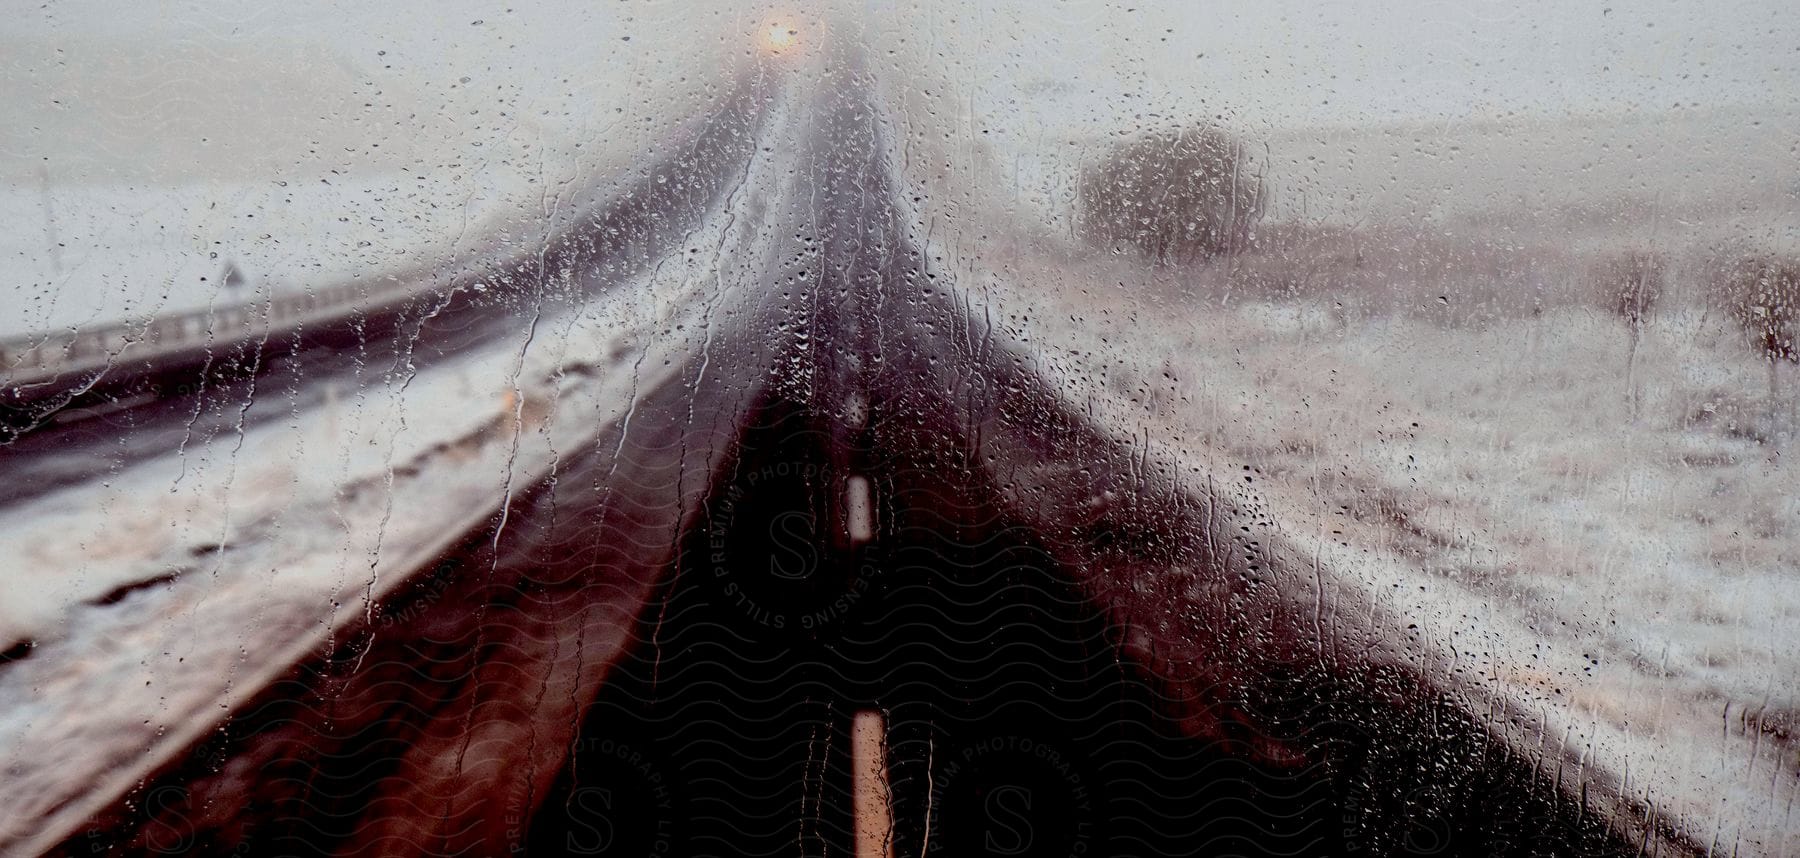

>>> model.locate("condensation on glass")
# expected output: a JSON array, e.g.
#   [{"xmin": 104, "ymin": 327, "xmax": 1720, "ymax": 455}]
[{"xmin": 1, "ymin": 3, "xmax": 1795, "ymax": 856}]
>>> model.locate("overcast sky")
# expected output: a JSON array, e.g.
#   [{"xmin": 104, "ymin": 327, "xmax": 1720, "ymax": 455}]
[
  {"xmin": 11, "ymin": 0, "xmax": 1795, "ymax": 139},
  {"xmin": 4, "ymin": 1, "xmax": 1794, "ymax": 208},
  {"xmin": 862, "ymin": 0, "xmax": 1800, "ymax": 131}
]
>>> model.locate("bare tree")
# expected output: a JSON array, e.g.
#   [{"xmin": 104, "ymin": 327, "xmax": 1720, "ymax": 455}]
[{"xmin": 1598, "ymin": 248, "xmax": 1666, "ymax": 420}]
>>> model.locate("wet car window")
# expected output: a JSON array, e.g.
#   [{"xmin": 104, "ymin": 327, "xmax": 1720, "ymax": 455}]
[{"xmin": 2, "ymin": 3, "xmax": 1797, "ymax": 856}]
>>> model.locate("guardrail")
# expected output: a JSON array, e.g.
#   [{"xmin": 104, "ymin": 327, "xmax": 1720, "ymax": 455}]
[
  {"xmin": 0, "ymin": 64, "xmax": 769, "ymax": 414},
  {"xmin": 0, "ymin": 280, "xmax": 375, "ymax": 381}
]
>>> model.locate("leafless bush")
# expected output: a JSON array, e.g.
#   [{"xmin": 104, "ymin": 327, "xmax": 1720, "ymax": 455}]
[
  {"xmin": 1709, "ymin": 249, "xmax": 1800, "ymax": 427},
  {"xmin": 1078, "ymin": 125, "xmax": 1267, "ymax": 265},
  {"xmin": 1599, "ymin": 249, "xmax": 1666, "ymax": 330},
  {"xmin": 1711, "ymin": 251, "xmax": 1800, "ymax": 366},
  {"xmin": 1596, "ymin": 249, "xmax": 1666, "ymax": 419}
]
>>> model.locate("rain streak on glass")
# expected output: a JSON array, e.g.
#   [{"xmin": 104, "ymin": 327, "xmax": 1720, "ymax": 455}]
[{"xmin": 1, "ymin": 2, "xmax": 1797, "ymax": 857}]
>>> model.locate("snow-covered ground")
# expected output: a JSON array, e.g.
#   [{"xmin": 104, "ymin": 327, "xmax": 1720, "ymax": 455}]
[
  {"xmin": 0, "ymin": 1, "xmax": 764, "ymax": 340},
  {"xmin": 878, "ymin": 17, "xmax": 1800, "ymax": 837},
  {"xmin": 0, "ymin": 77, "xmax": 802, "ymax": 853},
  {"xmin": 0, "ymin": 276, "xmax": 685, "ymax": 851},
  {"xmin": 938, "ymin": 236, "xmax": 1800, "ymax": 851},
  {"xmin": 1170, "ymin": 300, "xmax": 1800, "ymax": 711},
  {"xmin": 0, "ymin": 177, "xmax": 513, "ymax": 338}
]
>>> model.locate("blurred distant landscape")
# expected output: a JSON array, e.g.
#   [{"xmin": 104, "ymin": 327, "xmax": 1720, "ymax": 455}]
[{"xmin": 2, "ymin": 1, "xmax": 1798, "ymax": 852}]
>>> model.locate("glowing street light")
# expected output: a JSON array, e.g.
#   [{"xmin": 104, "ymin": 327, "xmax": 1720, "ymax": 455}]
[{"xmin": 763, "ymin": 22, "xmax": 798, "ymax": 53}]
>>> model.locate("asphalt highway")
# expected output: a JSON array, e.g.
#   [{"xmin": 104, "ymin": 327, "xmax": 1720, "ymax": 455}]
[{"xmin": 3, "ymin": 48, "xmax": 1656, "ymax": 858}]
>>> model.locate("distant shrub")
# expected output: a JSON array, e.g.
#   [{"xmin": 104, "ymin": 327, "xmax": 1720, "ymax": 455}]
[
  {"xmin": 1711, "ymin": 251, "xmax": 1800, "ymax": 366},
  {"xmin": 1599, "ymin": 248, "xmax": 1666, "ymax": 330},
  {"xmin": 1078, "ymin": 125, "xmax": 1267, "ymax": 265},
  {"xmin": 1708, "ymin": 250, "xmax": 1800, "ymax": 430}
]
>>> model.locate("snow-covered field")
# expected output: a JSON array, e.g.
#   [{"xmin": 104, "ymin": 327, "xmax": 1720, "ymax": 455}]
[
  {"xmin": 881, "ymin": 28, "xmax": 1800, "ymax": 837},
  {"xmin": 0, "ymin": 176, "xmax": 513, "ymax": 338},
  {"xmin": 0, "ymin": 1, "xmax": 760, "ymax": 340},
  {"xmin": 936, "ymin": 234, "xmax": 1800, "ymax": 850},
  {"xmin": 867, "ymin": 1, "xmax": 1800, "ymax": 837},
  {"xmin": 1173, "ymin": 300, "xmax": 1800, "ymax": 702}
]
